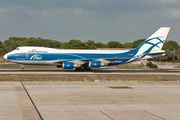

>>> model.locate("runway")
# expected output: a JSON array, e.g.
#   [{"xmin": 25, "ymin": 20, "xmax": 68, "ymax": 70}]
[{"xmin": 0, "ymin": 69, "xmax": 180, "ymax": 75}]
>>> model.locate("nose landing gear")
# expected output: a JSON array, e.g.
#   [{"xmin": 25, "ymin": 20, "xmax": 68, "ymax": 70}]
[{"xmin": 20, "ymin": 64, "xmax": 25, "ymax": 71}]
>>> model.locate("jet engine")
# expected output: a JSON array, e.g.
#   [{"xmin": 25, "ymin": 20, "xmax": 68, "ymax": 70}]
[
  {"xmin": 89, "ymin": 61, "xmax": 101, "ymax": 68},
  {"xmin": 63, "ymin": 62, "xmax": 74, "ymax": 69}
]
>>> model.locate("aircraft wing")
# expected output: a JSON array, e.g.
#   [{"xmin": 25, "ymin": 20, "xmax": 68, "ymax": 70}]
[{"xmin": 53, "ymin": 57, "xmax": 131, "ymax": 64}]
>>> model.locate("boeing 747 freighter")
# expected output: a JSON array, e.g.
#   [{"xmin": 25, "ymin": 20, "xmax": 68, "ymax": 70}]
[{"xmin": 3, "ymin": 27, "xmax": 170, "ymax": 71}]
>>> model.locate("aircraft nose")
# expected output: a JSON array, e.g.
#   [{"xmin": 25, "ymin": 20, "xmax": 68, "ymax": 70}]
[{"xmin": 3, "ymin": 54, "xmax": 7, "ymax": 60}]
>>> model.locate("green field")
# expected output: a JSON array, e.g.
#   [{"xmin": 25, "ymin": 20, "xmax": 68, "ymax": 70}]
[{"xmin": 0, "ymin": 74, "xmax": 180, "ymax": 81}]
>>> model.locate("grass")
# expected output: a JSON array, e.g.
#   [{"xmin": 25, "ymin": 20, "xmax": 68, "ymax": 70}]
[
  {"xmin": 116, "ymin": 63, "xmax": 149, "ymax": 69},
  {"xmin": 0, "ymin": 74, "xmax": 180, "ymax": 81},
  {"xmin": 174, "ymin": 64, "xmax": 180, "ymax": 68}
]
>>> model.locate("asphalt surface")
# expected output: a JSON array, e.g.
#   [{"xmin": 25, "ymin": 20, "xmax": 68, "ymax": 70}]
[
  {"xmin": 0, "ymin": 69, "xmax": 180, "ymax": 74},
  {"xmin": 1, "ymin": 81, "xmax": 180, "ymax": 120}
]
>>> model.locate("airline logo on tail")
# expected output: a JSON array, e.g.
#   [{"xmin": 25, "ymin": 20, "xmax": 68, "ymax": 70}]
[
  {"xmin": 135, "ymin": 27, "xmax": 170, "ymax": 54},
  {"xmin": 138, "ymin": 37, "xmax": 164, "ymax": 54},
  {"xmin": 126, "ymin": 27, "xmax": 170, "ymax": 63}
]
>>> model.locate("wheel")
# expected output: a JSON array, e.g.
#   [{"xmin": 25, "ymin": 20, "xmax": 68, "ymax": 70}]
[
  {"xmin": 21, "ymin": 68, "xmax": 25, "ymax": 71},
  {"xmin": 76, "ymin": 68, "xmax": 80, "ymax": 71}
]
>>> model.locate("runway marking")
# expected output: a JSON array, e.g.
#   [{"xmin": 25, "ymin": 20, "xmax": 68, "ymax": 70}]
[
  {"xmin": 100, "ymin": 111, "xmax": 114, "ymax": 120},
  {"xmin": 144, "ymin": 110, "xmax": 166, "ymax": 120},
  {"xmin": 21, "ymin": 82, "xmax": 44, "ymax": 120},
  {"xmin": 108, "ymin": 86, "xmax": 133, "ymax": 89}
]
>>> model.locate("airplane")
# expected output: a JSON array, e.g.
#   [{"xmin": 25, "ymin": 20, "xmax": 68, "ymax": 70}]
[{"xmin": 3, "ymin": 27, "xmax": 170, "ymax": 71}]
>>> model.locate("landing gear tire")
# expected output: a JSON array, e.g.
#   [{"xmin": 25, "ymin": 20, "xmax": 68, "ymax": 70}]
[
  {"xmin": 21, "ymin": 68, "xmax": 25, "ymax": 71},
  {"xmin": 75, "ymin": 66, "xmax": 92, "ymax": 72},
  {"xmin": 88, "ymin": 68, "xmax": 92, "ymax": 71},
  {"xmin": 75, "ymin": 68, "xmax": 80, "ymax": 71}
]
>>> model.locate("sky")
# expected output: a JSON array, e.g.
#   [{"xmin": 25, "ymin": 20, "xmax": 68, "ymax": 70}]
[{"xmin": 0, "ymin": 0, "xmax": 180, "ymax": 44}]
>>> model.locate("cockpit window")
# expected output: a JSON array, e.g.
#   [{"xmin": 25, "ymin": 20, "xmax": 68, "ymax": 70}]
[{"xmin": 15, "ymin": 48, "xmax": 20, "ymax": 50}]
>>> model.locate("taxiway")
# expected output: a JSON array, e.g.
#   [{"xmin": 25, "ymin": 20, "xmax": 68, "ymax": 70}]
[{"xmin": 0, "ymin": 81, "xmax": 180, "ymax": 120}]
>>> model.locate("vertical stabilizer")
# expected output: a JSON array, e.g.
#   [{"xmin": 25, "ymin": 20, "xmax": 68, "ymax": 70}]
[{"xmin": 135, "ymin": 27, "xmax": 170, "ymax": 54}]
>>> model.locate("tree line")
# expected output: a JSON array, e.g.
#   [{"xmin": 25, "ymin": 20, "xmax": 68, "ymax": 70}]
[{"xmin": 0, "ymin": 37, "xmax": 180, "ymax": 62}]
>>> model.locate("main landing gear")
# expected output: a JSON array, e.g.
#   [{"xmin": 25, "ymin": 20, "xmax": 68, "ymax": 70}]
[
  {"xmin": 75, "ymin": 66, "xmax": 92, "ymax": 71},
  {"xmin": 20, "ymin": 64, "xmax": 25, "ymax": 71}
]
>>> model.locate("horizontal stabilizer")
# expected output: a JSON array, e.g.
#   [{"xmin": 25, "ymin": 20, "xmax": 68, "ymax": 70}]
[{"xmin": 144, "ymin": 51, "xmax": 174, "ymax": 55}]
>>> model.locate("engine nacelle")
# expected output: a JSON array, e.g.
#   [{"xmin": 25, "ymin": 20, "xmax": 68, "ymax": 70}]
[
  {"xmin": 89, "ymin": 61, "xmax": 101, "ymax": 68},
  {"xmin": 63, "ymin": 62, "xmax": 74, "ymax": 69}
]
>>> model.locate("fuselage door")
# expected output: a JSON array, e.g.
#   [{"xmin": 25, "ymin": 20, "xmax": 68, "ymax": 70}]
[{"xmin": 25, "ymin": 54, "xmax": 29, "ymax": 60}]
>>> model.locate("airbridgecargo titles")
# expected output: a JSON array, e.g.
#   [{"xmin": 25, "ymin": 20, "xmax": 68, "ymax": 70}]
[{"xmin": 4, "ymin": 27, "xmax": 171, "ymax": 71}]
